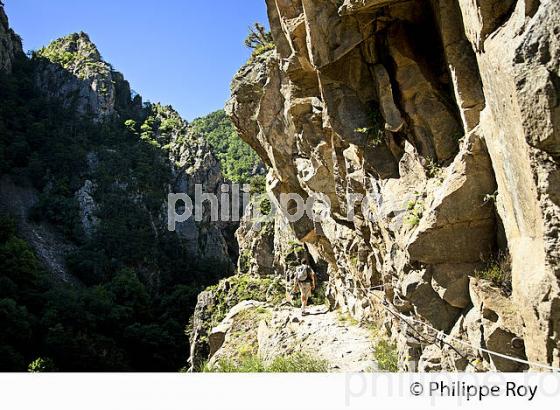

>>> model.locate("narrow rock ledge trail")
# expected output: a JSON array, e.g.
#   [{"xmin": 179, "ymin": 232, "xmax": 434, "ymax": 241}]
[{"xmin": 209, "ymin": 301, "xmax": 379, "ymax": 372}]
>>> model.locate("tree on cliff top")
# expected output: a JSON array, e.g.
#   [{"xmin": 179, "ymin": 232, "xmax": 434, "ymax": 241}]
[{"xmin": 244, "ymin": 23, "xmax": 273, "ymax": 50}]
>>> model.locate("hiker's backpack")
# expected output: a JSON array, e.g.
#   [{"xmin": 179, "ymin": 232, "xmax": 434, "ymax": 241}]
[{"xmin": 295, "ymin": 265, "xmax": 308, "ymax": 282}]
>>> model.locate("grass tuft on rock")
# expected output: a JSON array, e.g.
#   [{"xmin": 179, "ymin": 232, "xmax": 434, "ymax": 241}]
[
  {"xmin": 374, "ymin": 340, "xmax": 398, "ymax": 372},
  {"xmin": 204, "ymin": 352, "xmax": 328, "ymax": 373},
  {"xmin": 474, "ymin": 251, "xmax": 512, "ymax": 292}
]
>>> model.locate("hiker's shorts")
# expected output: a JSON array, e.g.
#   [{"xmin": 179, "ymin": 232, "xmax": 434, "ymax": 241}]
[{"xmin": 298, "ymin": 282, "xmax": 312, "ymax": 299}]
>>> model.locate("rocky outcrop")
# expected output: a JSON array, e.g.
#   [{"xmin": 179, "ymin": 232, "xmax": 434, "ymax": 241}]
[
  {"xmin": 235, "ymin": 195, "xmax": 316, "ymax": 278},
  {"xmin": 75, "ymin": 179, "xmax": 99, "ymax": 238},
  {"xmin": 162, "ymin": 105, "xmax": 239, "ymax": 269},
  {"xmin": 206, "ymin": 302, "xmax": 377, "ymax": 372},
  {"xmin": 0, "ymin": 4, "xmax": 22, "ymax": 73},
  {"xmin": 187, "ymin": 274, "xmax": 286, "ymax": 371},
  {"xmin": 236, "ymin": 199, "xmax": 276, "ymax": 276},
  {"xmin": 34, "ymin": 33, "xmax": 123, "ymax": 120},
  {"xmin": 226, "ymin": 0, "xmax": 560, "ymax": 371}
]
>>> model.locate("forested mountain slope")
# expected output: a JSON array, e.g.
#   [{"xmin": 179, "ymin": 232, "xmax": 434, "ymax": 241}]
[{"xmin": 0, "ymin": 6, "xmax": 256, "ymax": 371}]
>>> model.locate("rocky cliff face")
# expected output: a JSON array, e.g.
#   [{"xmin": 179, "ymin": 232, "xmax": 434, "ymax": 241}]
[
  {"xmin": 30, "ymin": 32, "xmax": 238, "ymax": 272},
  {"xmin": 34, "ymin": 32, "xmax": 123, "ymax": 120},
  {"xmin": 0, "ymin": 4, "xmax": 22, "ymax": 73},
  {"xmin": 226, "ymin": 0, "xmax": 560, "ymax": 371}
]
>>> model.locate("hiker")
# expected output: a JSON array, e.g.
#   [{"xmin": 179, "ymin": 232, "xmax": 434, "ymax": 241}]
[{"xmin": 292, "ymin": 263, "xmax": 316, "ymax": 314}]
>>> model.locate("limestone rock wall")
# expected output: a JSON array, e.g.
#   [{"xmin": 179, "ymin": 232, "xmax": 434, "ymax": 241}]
[
  {"xmin": 170, "ymin": 125, "xmax": 239, "ymax": 269},
  {"xmin": 227, "ymin": 0, "xmax": 560, "ymax": 371}
]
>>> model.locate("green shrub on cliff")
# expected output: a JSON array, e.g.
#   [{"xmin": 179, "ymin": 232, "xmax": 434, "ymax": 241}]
[
  {"xmin": 28, "ymin": 357, "xmax": 56, "ymax": 372},
  {"xmin": 474, "ymin": 251, "xmax": 512, "ymax": 292},
  {"xmin": 374, "ymin": 340, "xmax": 398, "ymax": 372},
  {"xmin": 244, "ymin": 23, "xmax": 275, "ymax": 63},
  {"xmin": 252, "ymin": 42, "xmax": 275, "ymax": 57},
  {"xmin": 205, "ymin": 274, "xmax": 285, "ymax": 330},
  {"xmin": 244, "ymin": 23, "xmax": 273, "ymax": 50}
]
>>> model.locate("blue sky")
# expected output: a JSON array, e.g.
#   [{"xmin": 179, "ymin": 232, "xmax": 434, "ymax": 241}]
[{"xmin": 4, "ymin": 0, "xmax": 268, "ymax": 121}]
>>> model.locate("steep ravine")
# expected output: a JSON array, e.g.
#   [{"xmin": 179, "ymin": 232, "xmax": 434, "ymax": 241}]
[
  {"xmin": 1, "ymin": 1, "xmax": 558, "ymax": 373},
  {"xmin": 0, "ymin": 5, "xmax": 247, "ymax": 371},
  {"xmin": 191, "ymin": 0, "xmax": 560, "ymax": 372}
]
